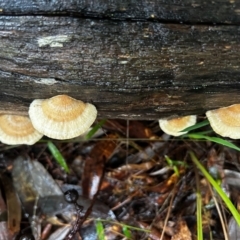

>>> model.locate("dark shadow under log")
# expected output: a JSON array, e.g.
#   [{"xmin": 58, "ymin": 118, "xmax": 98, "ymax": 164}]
[{"xmin": 0, "ymin": 1, "xmax": 240, "ymax": 119}]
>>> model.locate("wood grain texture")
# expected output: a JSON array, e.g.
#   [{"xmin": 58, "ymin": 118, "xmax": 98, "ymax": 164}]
[
  {"xmin": 0, "ymin": 1, "xmax": 240, "ymax": 119},
  {"xmin": 1, "ymin": 0, "xmax": 240, "ymax": 24}
]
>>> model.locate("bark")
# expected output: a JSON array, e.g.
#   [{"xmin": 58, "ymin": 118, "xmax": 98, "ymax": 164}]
[
  {"xmin": 1, "ymin": 0, "xmax": 240, "ymax": 24},
  {"xmin": 0, "ymin": 1, "xmax": 240, "ymax": 119}
]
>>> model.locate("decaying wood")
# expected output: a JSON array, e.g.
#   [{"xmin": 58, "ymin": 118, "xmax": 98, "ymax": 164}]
[
  {"xmin": 0, "ymin": 1, "xmax": 240, "ymax": 119},
  {"xmin": 1, "ymin": 0, "xmax": 240, "ymax": 24}
]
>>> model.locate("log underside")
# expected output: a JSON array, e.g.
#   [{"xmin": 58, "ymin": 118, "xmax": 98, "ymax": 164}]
[{"xmin": 0, "ymin": 1, "xmax": 240, "ymax": 120}]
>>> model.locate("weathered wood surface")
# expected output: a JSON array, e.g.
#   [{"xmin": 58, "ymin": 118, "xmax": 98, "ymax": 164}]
[
  {"xmin": 1, "ymin": 0, "xmax": 240, "ymax": 24},
  {"xmin": 0, "ymin": 1, "xmax": 240, "ymax": 119}
]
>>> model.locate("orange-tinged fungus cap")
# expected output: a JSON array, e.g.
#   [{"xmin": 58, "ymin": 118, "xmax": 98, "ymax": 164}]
[
  {"xmin": 206, "ymin": 104, "xmax": 240, "ymax": 139},
  {"xmin": 159, "ymin": 115, "xmax": 197, "ymax": 136},
  {"xmin": 29, "ymin": 95, "xmax": 97, "ymax": 140},
  {"xmin": 0, "ymin": 115, "xmax": 43, "ymax": 145}
]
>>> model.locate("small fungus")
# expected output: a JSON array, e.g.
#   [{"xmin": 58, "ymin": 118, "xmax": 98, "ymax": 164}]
[
  {"xmin": 0, "ymin": 115, "xmax": 43, "ymax": 145},
  {"xmin": 206, "ymin": 104, "xmax": 240, "ymax": 139},
  {"xmin": 29, "ymin": 95, "xmax": 97, "ymax": 140},
  {"xmin": 159, "ymin": 115, "xmax": 197, "ymax": 136}
]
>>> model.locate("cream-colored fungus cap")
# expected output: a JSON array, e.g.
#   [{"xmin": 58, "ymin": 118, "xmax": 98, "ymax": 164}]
[
  {"xmin": 0, "ymin": 115, "xmax": 43, "ymax": 145},
  {"xmin": 159, "ymin": 115, "xmax": 197, "ymax": 136},
  {"xmin": 29, "ymin": 95, "xmax": 97, "ymax": 140},
  {"xmin": 206, "ymin": 104, "xmax": 240, "ymax": 139}
]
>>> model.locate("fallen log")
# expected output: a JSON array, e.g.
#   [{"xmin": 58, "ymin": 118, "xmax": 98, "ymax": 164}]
[{"xmin": 0, "ymin": 1, "xmax": 240, "ymax": 119}]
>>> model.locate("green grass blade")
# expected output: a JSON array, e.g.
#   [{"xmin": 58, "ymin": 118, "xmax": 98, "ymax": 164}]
[
  {"xmin": 189, "ymin": 151, "xmax": 240, "ymax": 226},
  {"xmin": 197, "ymin": 190, "xmax": 203, "ymax": 240},
  {"xmin": 96, "ymin": 219, "xmax": 105, "ymax": 240},
  {"xmin": 164, "ymin": 155, "xmax": 173, "ymax": 166},
  {"xmin": 164, "ymin": 155, "xmax": 180, "ymax": 176},
  {"xmin": 85, "ymin": 119, "xmax": 106, "ymax": 140},
  {"xmin": 183, "ymin": 130, "xmax": 213, "ymax": 136},
  {"xmin": 122, "ymin": 225, "xmax": 132, "ymax": 239},
  {"xmin": 187, "ymin": 133, "xmax": 240, "ymax": 152},
  {"xmin": 181, "ymin": 119, "xmax": 210, "ymax": 133},
  {"xmin": 47, "ymin": 141, "xmax": 70, "ymax": 173},
  {"xmin": 97, "ymin": 219, "xmax": 151, "ymax": 233}
]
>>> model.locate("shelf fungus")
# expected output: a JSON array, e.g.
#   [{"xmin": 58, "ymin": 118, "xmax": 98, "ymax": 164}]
[
  {"xmin": 0, "ymin": 115, "xmax": 43, "ymax": 145},
  {"xmin": 206, "ymin": 104, "xmax": 240, "ymax": 139},
  {"xmin": 29, "ymin": 95, "xmax": 97, "ymax": 140},
  {"xmin": 159, "ymin": 115, "xmax": 197, "ymax": 136}
]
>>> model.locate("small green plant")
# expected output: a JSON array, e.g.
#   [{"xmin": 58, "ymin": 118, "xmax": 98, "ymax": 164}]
[
  {"xmin": 181, "ymin": 119, "xmax": 240, "ymax": 237},
  {"xmin": 95, "ymin": 219, "xmax": 150, "ymax": 239},
  {"xmin": 190, "ymin": 151, "xmax": 240, "ymax": 226},
  {"xmin": 96, "ymin": 219, "xmax": 105, "ymax": 240},
  {"xmin": 85, "ymin": 119, "xmax": 106, "ymax": 140},
  {"xmin": 195, "ymin": 171, "xmax": 203, "ymax": 240},
  {"xmin": 164, "ymin": 155, "xmax": 187, "ymax": 176},
  {"xmin": 47, "ymin": 141, "xmax": 70, "ymax": 173},
  {"xmin": 182, "ymin": 119, "xmax": 240, "ymax": 151},
  {"xmin": 181, "ymin": 119, "xmax": 210, "ymax": 132},
  {"xmin": 187, "ymin": 133, "xmax": 240, "ymax": 151},
  {"xmin": 122, "ymin": 224, "xmax": 132, "ymax": 239}
]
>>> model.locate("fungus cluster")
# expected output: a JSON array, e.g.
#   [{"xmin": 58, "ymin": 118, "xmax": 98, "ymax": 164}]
[
  {"xmin": 159, "ymin": 115, "xmax": 196, "ymax": 136},
  {"xmin": 0, "ymin": 95, "xmax": 97, "ymax": 145},
  {"xmin": 158, "ymin": 104, "xmax": 240, "ymax": 139},
  {"xmin": 1, "ymin": 94, "xmax": 240, "ymax": 144},
  {"xmin": 29, "ymin": 95, "xmax": 97, "ymax": 140},
  {"xmin": 0, "ymin": 115, "xmax": 43, "ymax": 145},
  {"xmin": 206, "ymin": 104, "xmax": 240, "ymax": 139}
]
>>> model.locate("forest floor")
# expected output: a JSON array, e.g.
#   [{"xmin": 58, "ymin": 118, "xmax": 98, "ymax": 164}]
[{"xmin": 1, "ymin": 118, "xmax": 240, "ymax": 240}]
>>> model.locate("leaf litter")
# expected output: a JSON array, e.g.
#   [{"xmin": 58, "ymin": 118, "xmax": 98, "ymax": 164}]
[{"xmin": 0, "ymin": 118, "xmax": 239, "ymax": 239}]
